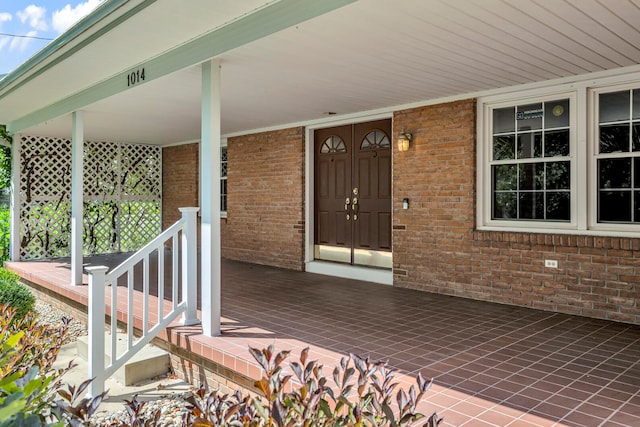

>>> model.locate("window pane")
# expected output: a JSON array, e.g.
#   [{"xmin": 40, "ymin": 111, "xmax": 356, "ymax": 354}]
[
  {"xmin": 493, "ymin": 135, "xmax": 515, "ymax": 160},
  {"xmin": 599, "ymin": 158, "xmax": 631, "ymax": 189},
  {"xmin": 546, "ymin": 192, "xmax": 570, "ymax": 221},
  {"xmin": 600, "ymin": 90, "xmax": 630, "ymax": 123},
  {"xmin": 517, "ymin": 103, "xmax": 543, "ymax": 131},
  {"xmin": 493, "ymin": 192, "xmax": 516, "ymax": 219},
  {"xmin": 635, "ymin": 191, "xmax": 640, "ymax": 223},
  {"xmin": 635, "ymin": 158, "xmax": 640, "ymax": 187},
  {"xmin": 493, "ymin": 164, "xmax": 517, "ymax": 191},
  {"xmin": 633, "ymin": 89, "xmax": 640, "ymax": 120},
  {"xmin": 599, "ymin": 124, "xmax": 629, "ymax": 153},
  {"xmin": 517, "ymin": 132, "xmax": 542, "ymax": 158},
  {"xmin": 546, "ymin": 161, "xmax": 570, "ymax": 190},
  {"xmin": 519, "ymin": 192, "xmax": 544, "ymax": 219},
  {"xmin": 490, "ymin": 97, "xmax": 572, "ymax": 224},
  {"xmin": 599, "ymin": 191, "xmax": 631, "ymax": 222},
  {"xmin": 544, "ymin": 99, "xmax": 569, "ymax": 128},
  {"xmin": 633, "ymin": 124, "xmax": 640, "ymax": 152},
  {"xmin": 544, "ymin": 129, "xmax": 569, "ymax": 157},
  {"xmin": 633, "ymin": 191, "xmax": 640, "ymax": 222},
  {"xmin": 518, "ymin": 163, "xmax": 543, "ymax": 190},
  {"xmin": 493, "ymin": 107, "xmax": 515, "ymax": 134},
  {"xmin": 220, "ymin": 179, "xmax": 227, "ymax": 211}
]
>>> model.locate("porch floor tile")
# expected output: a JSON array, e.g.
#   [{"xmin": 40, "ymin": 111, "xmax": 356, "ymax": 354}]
[{"xmin": 6, "ymin": 255, "xmax": 640, "ymax": 427}]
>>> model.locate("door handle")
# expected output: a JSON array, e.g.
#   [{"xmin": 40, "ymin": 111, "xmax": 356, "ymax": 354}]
[
  {"xmin": 345, "ymin": 198, "xmax": 350, "ymax": 220},
  {"xmin": 352, "ymin": 188, "xmax": 359, "ymax": 220},
  {"xmin": 352, "ymin": 197, "xmax": 359, "ymax": 221}
]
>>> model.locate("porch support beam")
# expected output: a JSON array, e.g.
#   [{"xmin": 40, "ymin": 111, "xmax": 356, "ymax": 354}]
[
  {"xmin": 201, "ymin": 58, "xmax": 221, "ymax": 336},
  {"xmin": 71, "ymin": 111, "xmax": 84, "ymax": 286}
]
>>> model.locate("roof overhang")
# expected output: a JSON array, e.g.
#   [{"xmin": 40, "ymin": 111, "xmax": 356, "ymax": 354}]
[{"xmin": 2, "ymin": 0, "xmax": 640, "ymax": 144}]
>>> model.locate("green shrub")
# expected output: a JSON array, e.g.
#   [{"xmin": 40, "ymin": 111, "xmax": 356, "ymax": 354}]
[{"xmin": 0, "ymin": 269, "xmax": 34, "ymax": 320}]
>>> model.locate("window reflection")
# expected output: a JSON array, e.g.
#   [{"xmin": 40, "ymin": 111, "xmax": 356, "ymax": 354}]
[
  {"xmin": 597, "ymin": 89, "xmax": 640, "ymax": 223},
  {"xmin": 491, "ymin": 98, "xmax": 571, "ymax": 221}
]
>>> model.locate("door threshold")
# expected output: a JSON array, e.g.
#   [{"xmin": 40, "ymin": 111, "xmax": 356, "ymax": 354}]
[{"xmin": 305, "ymin": 261, "xmax": 392, "ymax": 285}]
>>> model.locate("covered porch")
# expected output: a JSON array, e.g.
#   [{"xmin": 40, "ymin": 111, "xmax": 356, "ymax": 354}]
[{"xmin": 7, "ymin": 256, "xmax": 640, "ymax": 427}]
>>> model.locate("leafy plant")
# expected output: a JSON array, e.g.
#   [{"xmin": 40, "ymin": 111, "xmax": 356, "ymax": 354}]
[
  {"xmin": 0, "ymin": 304, "xmax": 106, "ymax": 426},
  {"xmin": 53, "ymin": 378, "xmax": 106, "ymax": 427},
  {"xmin": 108, "ymin": 394, "xmax": 161, "ymax": 427},
  {"xmin": 0, "ymin": 269, "xmax": 34, "ymax": 320},
  {"xmin": 182, "ymin": 345, "xmax": 443, "ymax": 426}
]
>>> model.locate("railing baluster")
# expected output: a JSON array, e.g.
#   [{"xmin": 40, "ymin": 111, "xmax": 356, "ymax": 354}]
[
  {"xmin": 172, "ymin": 235, "xmax": 178, "ymax": 311},
  {"xmin": 143, "ymin": 256, "xmax": 149, "ymax": 336},
  {"xmin": 127, "ymin": 267, "xmax": 133, "ymax": 350},
  {"xmin": 110, "ymin": 278, "xmax": 117, "ymax": 367},
  {"xmin": 158, "ymin": 247, "xmax": 164, "ymax": 321}
]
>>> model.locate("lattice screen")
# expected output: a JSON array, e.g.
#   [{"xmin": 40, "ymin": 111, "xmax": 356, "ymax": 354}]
[{"xmin": 19, "ymin": 136, "xmax": 161, "ymax": 259}]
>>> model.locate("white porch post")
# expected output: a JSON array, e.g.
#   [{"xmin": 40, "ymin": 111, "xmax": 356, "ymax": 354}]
[
  {"xmin": 9, "ymin": 134, "xmax": 21, "ymax": 261},
  {"xmin": 180, "ymin": 207, "xmax": 199, "ymax": 325},
  {"xmin": 86, "ymin": 265, "xmax": 108, "ymax": 397},
  {"xmin": 201, "ymin": 59, "xmax": 221, "ymax": 336},
  {"xmin": 71, "ymin": 111, "xmax": 84, "ymax": 285}
]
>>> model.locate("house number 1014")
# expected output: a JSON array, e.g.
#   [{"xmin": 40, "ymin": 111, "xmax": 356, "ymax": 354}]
[{"xmin": 127, "ymin": 68, "xmax": 145, "ymax": 87}]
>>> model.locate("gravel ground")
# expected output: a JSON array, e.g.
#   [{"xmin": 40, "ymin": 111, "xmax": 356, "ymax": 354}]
[
  {"xmin": 90, "ymin": 395, "xmax": 191, "ymax": 426},
  {"xmin": 34, "ymin": 301, "xmax": 87, "ymax": 344},
  {"xmin": 34, "ymin": 301, "xmax": 194, "ymax": 426}
]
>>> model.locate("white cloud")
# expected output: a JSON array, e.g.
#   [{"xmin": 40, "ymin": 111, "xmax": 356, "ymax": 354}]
[
  {"xmin": 9, "ymin": 30, "xmax": 36, "ymax": 52},
  {"xmin": 52, "ymin": 0, "xmax": 103, "ymax": 34},
  {"xmin": 0, "ymin": 13, "xmax": 9, "ymax": 51},
  {"xmin": 17, "ymin": 5, "xmax": 48, "ymax": 31}
]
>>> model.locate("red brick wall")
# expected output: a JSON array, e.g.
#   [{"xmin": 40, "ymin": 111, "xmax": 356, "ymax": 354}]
[
  {"xmin": 392, "ymin": 99, "xmax": 477, "ymax": 295},
  {"xmin": 223, "ymin": 127, "xmax": 305, "ymax": 270},
  {"xmin": 162, "ymin": 144, "xmax": 199, "ymax": 229},
  {"xmin": 393, "ymin": 99, "xmax": 640, "ymax": 324}
]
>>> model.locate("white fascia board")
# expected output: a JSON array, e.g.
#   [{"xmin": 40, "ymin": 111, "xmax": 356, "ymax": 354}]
[{"xmin": 7, "ymin": 0, "xmax": 358, "ymax": 134}]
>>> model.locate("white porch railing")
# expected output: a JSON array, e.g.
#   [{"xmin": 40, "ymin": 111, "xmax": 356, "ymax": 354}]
[{"xmin": 85, "ymin": 207, "xmax": 200, "ymax": 397}]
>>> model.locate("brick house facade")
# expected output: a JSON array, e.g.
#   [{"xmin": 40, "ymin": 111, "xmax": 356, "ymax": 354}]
[
  {"xmin": 163, "ymin": 127, "xmax": 306, "ymax": 271},
  {"xmin": 163, "ymin": 97, "xmax": 640, "ymax": 325}
]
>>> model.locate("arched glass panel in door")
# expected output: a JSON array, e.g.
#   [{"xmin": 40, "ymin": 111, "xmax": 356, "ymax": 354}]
[
  {"xmin": 360, "ymin": 130, "xmax": 390, "ymax": 150},
  {"xmin": 320, "ymin": 136, "xmax": 347, "ymax": 153}
]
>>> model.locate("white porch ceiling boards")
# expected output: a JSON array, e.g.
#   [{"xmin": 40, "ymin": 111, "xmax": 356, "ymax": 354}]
[{"xmin": 5, "ymin": 0, "xmax": 640, "ymax": 144}]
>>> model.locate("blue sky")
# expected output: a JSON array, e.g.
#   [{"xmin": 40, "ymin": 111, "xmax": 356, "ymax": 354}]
[{"xmin": 0, "ymin": 0, "xmax": 104, "ymax": 75}]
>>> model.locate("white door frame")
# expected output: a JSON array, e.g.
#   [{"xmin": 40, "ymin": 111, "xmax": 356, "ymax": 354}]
[{"xmin": 304, "ymin": 112, "xmax": 394, "ymax": 285}]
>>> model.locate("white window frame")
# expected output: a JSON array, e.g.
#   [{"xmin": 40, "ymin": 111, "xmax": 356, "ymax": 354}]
[
  {"xmin": 478, "ymin": 90, "xmax": 579, "ymax": 233},
  {"xmin": 478, "ymin": 70, "xmax": 640, "ymax": 238},
  {"xmin": 588, "ymin": 82, "xmax": 640, "ymax": 233},
  {"xmin": 220, "ymin": 143, "xmax": 227, "ymax": 218}
]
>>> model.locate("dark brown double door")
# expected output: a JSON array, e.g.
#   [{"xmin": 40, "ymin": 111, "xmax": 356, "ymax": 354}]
[{"xmin": 314, "ymin": 119, "xmax": 392, "ymax": 268}]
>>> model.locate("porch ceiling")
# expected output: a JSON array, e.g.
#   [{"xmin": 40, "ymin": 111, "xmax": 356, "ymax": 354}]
[{"xmin": 4, "ymin": 0, "xmax": 640, "ymax": 144}]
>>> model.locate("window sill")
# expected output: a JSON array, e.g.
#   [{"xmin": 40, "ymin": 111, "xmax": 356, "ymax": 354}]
[{"xmin": 476, "ymin": 225, "xmax": 640, "ymax": 239}]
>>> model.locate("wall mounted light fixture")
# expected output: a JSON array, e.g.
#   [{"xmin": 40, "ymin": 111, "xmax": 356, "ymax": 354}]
[{"xmin": 397, "ymin": 128, "xmax": 412, "ymax": 152}]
